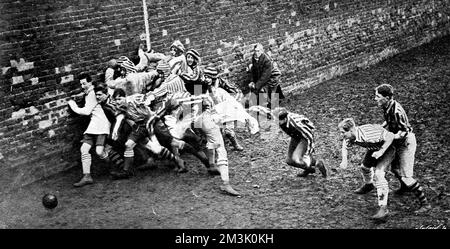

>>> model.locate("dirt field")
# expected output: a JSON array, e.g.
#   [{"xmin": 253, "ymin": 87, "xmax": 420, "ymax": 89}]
[{"xmin": 1, "ymin": 36, "xmax": 449, "ymax": 230}]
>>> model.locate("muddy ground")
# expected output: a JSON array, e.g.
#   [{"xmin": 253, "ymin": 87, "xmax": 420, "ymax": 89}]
[{"xmin": 0, "ymin": 36, "xmax": 449, "ymax": 230}]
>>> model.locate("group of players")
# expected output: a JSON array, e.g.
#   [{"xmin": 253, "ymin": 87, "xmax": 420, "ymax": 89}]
[{"xmin": 68, "ymin": 40, "xmax": 431, "ymax": 222}]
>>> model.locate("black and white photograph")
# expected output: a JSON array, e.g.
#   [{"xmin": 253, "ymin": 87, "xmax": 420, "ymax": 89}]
[{"xmin": 0, "ymin": 0, "xmax": 448, "ymax": 243}]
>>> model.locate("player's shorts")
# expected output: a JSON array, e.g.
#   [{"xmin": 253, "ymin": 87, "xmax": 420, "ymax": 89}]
[
  {"xmin": 391, "ymin": 133, "xmax": 416, "ymax": 178},
  {"xmin": 81, "ymin": 134, "xmax": 107, "ymax": 147},
  {"xmin": 128, "ymin": 123, "xmax": 150, "ymax": 144},
  {"xmin": 362, "ymin": 146, "xmax": 395, "ymax": 168},
  {"xmin": 153, "ymin": 119, "xmax": 175, "ymax": 149}
]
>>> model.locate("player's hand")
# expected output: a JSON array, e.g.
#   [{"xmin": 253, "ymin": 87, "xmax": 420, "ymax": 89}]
[
  {"xmin": 339, "ymin": 161, "xmax": 348, "ymax": 169},
  {"xmin": 372, "ymin": 151, "xmax": 383, "ymax": 159},
  {"xmin": 112, "ymin": 130, "xmax": 118, "ymax": 141},
  {"xmin": 249, "ymin": 82, "xmax": 255, "ymax": 89}
]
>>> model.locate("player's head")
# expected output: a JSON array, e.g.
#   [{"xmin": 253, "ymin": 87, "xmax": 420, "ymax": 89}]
[
  {"xmin": 112, "ymin": 88, "xmax": 126, "ymax": 105},
  {"xmin": 338, "ymin": 118, "xmax": 356, "ymax": 140},
  {"xmin": 253, "ymin": 43, "xmax": 264, "ymax": 59},
  {"xmin": 204, "ymin": 66, "xmax": 218, "ymax": 85},
  {"xmin": 375, "ymin": 84, "xmax": 394, "ymax": 108},
  {"xmin": 107, "ymin": 59, "xmax": 117, "ymax": 68},
  {"xmin": 94, "ymin": 84, "xmax": 109, "ymax": 103},
  {"xmin": 170, "ymin": 40, "xmax": 185, "ymax": 56},
  {"xmin": 186, "ymin": 49, "xmax": 200, "ymax": 67},
  {"xmin": 78, "ymin": 73, "xmax": 93, "ymax": 91},
  {"xmin": 156, "ymin": 61, "xmax": 171, "ymax": 79}
]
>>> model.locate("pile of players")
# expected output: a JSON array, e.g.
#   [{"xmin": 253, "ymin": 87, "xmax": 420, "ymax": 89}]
[{"xmin": 68, "ymin": 40, "xmax": 263, "ymax": 196}]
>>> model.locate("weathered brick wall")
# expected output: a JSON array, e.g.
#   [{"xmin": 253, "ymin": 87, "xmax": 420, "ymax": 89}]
[{"xmin": 1, "ymin": 0, "xmax": 449, "ymax": 193}]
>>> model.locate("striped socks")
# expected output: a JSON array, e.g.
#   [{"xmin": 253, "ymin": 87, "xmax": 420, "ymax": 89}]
[
  {"xmin": 158, "ymin": 147, "xmax": 175, "ymax": 161},
  {"xmin": 81, "ymin": 153, "xmax": 91, "ymax": 174},
  {"xmin": 108, "ymin": 149, "xmax": 124, "ymax": 167},
  {"xmin": 409, "ymin": 181, "xmax": 429, "ymax": 205}
]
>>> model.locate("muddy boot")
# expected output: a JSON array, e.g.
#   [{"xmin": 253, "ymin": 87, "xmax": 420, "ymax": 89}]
[
  {"xmin": 354, "ymin": 183, "xmax": 375, "ymax": 194},
  {"xmin": 73, "ymin": 174, "xmax": 94, "ymax": 187},
  {"xmin": 315, "ymin": 160, "xmax": 328, "ymax": 178},
  {"xmin": 410, "ymin": 182, "xmax": 432, "ymax": 214},
  {"xmin": 372, "ymin": 205, "xmax": 389, "ymax": 221},
  {"xmin": 230, "ymin": 136, "xmax": 244, "ymax": 151},
  {"xmin": 297, "ymin": 167, "xmax": 315, "ymax": 177},
  {"xmin": 220, "ymin": 182, "xmax": 240, "ymax": 196},
  {"xmin": 112, "ymin": 157, "xmax": 134, "ymax": 180},
  {"xmin": 175, "ymin": 157, "xmax": 188, "ymax": 173},
  {"xmin": 227, "ymin": 133, "xmax": 244, "ymax": 151}
]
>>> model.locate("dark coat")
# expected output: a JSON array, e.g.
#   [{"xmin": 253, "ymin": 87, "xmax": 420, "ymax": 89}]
[{"xmin": 251, "ymin": 53, "xmax": 281, "ymax": 93}]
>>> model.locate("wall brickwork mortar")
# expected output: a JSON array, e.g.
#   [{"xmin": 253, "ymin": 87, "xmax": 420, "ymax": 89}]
[{"xmin": 0, "ymin": 0, "xmax": 449, "ymax": 193}]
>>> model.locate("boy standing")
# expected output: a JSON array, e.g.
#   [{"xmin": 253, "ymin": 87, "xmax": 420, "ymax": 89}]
[
  {"xmin": 374, "ymin": 84, "xmax": 431, "ymax": 213},
  {"xmin": 68, "ymin": 74, "xmax": 111, "ymax": 187}
]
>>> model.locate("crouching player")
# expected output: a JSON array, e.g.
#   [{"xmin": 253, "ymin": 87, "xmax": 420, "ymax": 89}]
[
  {"xmin": 271, "ymin": 107, "xmax": 327, "ymax": 178},
  {"xmin": 338, "ymin": 118, "xmax": 395, "ymax": 221}
]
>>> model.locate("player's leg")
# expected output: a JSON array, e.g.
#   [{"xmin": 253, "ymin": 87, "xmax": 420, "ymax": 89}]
[
  {"xmin": 94, "ymin": 134, "xmax": 108, "ymax": 160},
  {"xmin": 391, "ymin": 155, "xmax": 409, "ymax": 195},
  {"xmin": 371, "ymin": 147, "xmax": 395, "ymax": 220},
  {"xmin": 223, "ymin": 123, "xmax": 243, "ymax": 151},
  {"xmin": 286, "ymin": 137, "xmax": 315, "ymax": 177},
  {"xmin": 354, "ymin": 151, "xmax": 376, "ymax": 194},
  {"xmin": 73, "ymin": 136, "xmax": 94, "ymax": 187},
  {"xmin": 216, "ymin": 143, "xmax": 240, "ymax": 196},
  {"xmin": 292, "ymin": 123, "xmax": 326, "ymax": 177},
  {"xmin": 398, "ymin": 134, "xmax": 431, "ymax": 213},
  {"xmin": 110, "ymin": 138, "xmax": 137, "ymax": 179},
  {"xmin": 145, "ymin": 134, "xmax": 186, "ymax": 173}
]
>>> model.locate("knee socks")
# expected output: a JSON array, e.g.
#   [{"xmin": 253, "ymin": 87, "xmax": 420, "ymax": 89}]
[
  {"xmin": 158, "ymin": 147, "xmax": 176, "ymax": 161},
  {"xmin": 81, "ymin": 152, "xmax": 91, "ymax": 174},
  {"xmin": 123, "ymin": 148, "xmax": 134, "ymax": 171},
  {"xmin": 409, "ymin": 181, "xmax": 429, "ymax": 205}
]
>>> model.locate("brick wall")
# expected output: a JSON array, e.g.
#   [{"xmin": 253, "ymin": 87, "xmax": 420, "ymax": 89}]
[{"xmin": 0, "ymin": 0, "xmax": 449, "ymax": 193}]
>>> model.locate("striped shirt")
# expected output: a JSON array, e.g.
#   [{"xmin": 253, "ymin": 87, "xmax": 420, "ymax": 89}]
[
  {"xmin": 383, "ymin": 100, "xmax": 412, "ymax": 134},
  {"xmin": 346, "ymin": 124, "xmax": 388, "ymax": 151},
  {"xmin": 117, "ymin": 56, "xmax": 137, "ymax": 74},
  {"xmin": 116, "ymin": 94, "xmax": 153, "ymax": 123},
  {"xmin": 100, "ymin": 96, "xmax": 120, "ymax": 124},
  {"xmin": 168, "ymin": 55, "xmax": 188, "ymax": 76},
  {"xmin": 151, "ymin": 75, "xmax": 187, "ymax": 99},
  {"xmin": 279, "ymin": 113, "xmax": 315, "ymax": 155},
  {"xmin": 181, "ymin": 65, "xmax": 201, "ymax": 82}
]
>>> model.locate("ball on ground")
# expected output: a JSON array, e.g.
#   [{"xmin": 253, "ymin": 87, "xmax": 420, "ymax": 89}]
[{"xmin": 42, "ymin": 193, "xmax": 58, "ymax": 210}]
